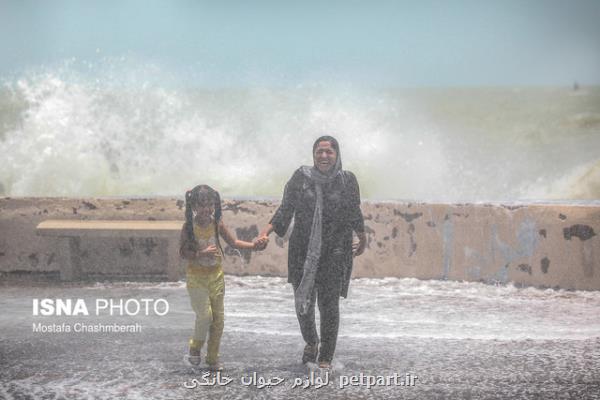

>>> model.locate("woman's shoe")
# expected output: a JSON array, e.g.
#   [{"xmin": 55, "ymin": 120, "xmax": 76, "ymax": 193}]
[{"xmin": 302, "ymin": 343, "xmax": 318, "ymax": 364}]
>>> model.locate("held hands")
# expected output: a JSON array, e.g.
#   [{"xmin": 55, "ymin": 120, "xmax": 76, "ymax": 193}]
[
  {"xmin": 253, "ymin": 224, "xmax": 273, "ymax": 251},
  {"xmin": 253, "ymin": 235, "xmax": 269, "ymax": 251}
]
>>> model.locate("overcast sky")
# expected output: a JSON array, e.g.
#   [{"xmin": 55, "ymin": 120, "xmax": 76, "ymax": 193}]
[{"xmin": 1, "ymin": 0, "xmax": 599, "ymax": 86}]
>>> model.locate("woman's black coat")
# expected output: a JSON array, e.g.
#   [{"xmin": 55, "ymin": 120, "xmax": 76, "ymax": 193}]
[{"xmin": 270, "ymin": 168, "xmax": 365, "ymax": 298}]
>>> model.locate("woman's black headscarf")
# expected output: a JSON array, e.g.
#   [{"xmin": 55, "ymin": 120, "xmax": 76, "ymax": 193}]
[{"xmin": 305, "ymin": 135, "xmax": 343, "ymax": 182}]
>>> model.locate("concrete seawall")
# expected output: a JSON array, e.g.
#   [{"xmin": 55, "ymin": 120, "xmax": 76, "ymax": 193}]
[{"xmin": 0, "ymin": 197, "xmax": 598, "ymax": 290}]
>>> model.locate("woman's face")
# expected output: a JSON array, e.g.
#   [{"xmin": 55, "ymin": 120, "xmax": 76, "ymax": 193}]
[{"xmin": 313, "ymin": 141, "xmax": 338, "ymax": 173}]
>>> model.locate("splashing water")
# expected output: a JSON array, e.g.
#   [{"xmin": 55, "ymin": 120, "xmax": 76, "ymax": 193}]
[{"xmin": 1, "ymin": 60, "xmax": 599, "ymax": 201}]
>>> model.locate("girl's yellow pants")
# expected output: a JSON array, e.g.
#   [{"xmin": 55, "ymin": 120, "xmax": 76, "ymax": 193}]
[{"xmin": 186, "ymin": 267, "xmax": 224, "ymax": 365}]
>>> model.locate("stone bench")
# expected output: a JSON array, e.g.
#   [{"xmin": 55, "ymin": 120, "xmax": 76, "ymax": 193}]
[{"xmin": 36, "ymin": 220, "xmax": 184, "ymax": 281}]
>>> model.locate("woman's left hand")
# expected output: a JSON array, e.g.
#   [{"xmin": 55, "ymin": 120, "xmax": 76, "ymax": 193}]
[
  {"xmin": 253, "ymin": 236, "xmax": 269, "ymax": 251},
  {"xmin": 352, "ymin": 232, "xmax": 366, "ymax": 257}
]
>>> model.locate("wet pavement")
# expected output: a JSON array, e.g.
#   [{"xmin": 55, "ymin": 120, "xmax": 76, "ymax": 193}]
[{"xmin": 1, "ymin": 276, "xmax": 599, "ymax": 399}]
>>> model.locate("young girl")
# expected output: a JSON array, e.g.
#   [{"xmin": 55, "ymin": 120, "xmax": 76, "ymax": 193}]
[{"xmin": 180, "ymin": 184, "xmax": 264, "ymax": 370}]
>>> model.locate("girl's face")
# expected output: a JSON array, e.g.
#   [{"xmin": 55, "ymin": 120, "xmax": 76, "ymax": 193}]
[
  {"xmin": 313, "ymin": 141, "xmax": 337, "ymax": 173},
  {"xmin": 192, "ymin": 200, "xmax": 214, "ymax": 220}
]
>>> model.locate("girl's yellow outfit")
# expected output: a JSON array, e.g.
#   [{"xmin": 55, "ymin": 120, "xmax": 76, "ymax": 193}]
[{"xmin": 186, "ymin": 222, "xmax": 225, "ymax": 365}]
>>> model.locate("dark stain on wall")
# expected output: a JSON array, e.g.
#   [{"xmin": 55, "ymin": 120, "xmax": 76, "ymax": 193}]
[
  {"xmin": 563, "ymin": 225, "xmax": 596, "ymax": 241},
  {"xmin": 410, "ymin": 242, "xmax": 417, "ymax": 256},
  {"xmin": 236, "ymin": 224, "xmax": 259, "ymax": 241},
  {"xmin": 538, "ymin": 229, "xmax": 547, "ymax": 238},
  {"xmin": 140, "ymin": 238, "xmax": 158, "ymax": 256},
  {"xmin": 502, "ymin": 205, "xmax": 525, "ymax": 211},
  {"xmin": 518, "ymin": 264, "xmax": 532, "ymax": 275},
  {"xmin": 541, "ymin": 257, "xmax": 550, "ymax": 274},
  {"xmin": 28, "ymin": 253, "xmax": 39, "ymax": 268},
  {"xmin": 226, "ymin": 224, "xmax": 259, "ymax": 262},
  {"xmin": 407, "ymin": 223, "xmax": 417, "ymax": 257},
  {"xmin": 394, "ymin": 210, "xmax": 423, "ymax": 223},
  {"xmin": 453, "ymin": 213, "xmax": 469, "ymax": 218},
  {"xmin": 82, "ymin": 201, "xmax": 98, "ymax": 210},
  {"xmin": 119, "ymin": 239, "xmax": 135, "ymax": 257}
]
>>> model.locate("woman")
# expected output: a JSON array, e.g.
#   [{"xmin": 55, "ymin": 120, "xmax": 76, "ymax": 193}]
[{"xmin": 257, "ymin": 135, "xmax": 366, "ymax": 369}]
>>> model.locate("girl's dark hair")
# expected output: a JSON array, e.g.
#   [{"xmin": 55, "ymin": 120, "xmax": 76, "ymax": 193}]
[{"xmin": 184, "ymin": 184, "xmax": 224, "ymax": 257}]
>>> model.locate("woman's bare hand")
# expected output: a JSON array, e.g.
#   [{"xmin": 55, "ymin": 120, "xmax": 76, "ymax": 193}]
[{"xmin": 352, "ymin": 234, "xmax": 366, "ymax": 257}]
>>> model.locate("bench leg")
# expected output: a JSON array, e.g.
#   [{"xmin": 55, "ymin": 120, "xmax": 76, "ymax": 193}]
[
  {"xmin": 59, "ymin": 237, "xmax": 82, "ymax": 281},
  {"xmin": 166, "ymin": 239, "xmax": 181, "ymax": 281}
]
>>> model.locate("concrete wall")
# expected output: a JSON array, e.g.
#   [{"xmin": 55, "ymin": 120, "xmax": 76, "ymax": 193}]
[{"xmin": 0, "ymin": 197, "xmax": 598, "ymax": 290}]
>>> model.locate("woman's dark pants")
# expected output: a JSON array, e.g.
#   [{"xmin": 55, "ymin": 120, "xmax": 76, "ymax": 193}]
[{"xmin": 292, "ymin": 262, "xmax": 342, "ymax": 363}]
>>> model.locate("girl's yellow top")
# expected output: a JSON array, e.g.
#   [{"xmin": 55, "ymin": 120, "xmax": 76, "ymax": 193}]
[{"xmin": 187, "ymin": 222, "xmax": 223, "ymax": 279}]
